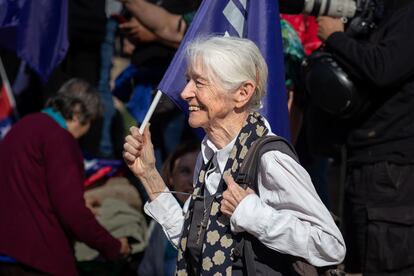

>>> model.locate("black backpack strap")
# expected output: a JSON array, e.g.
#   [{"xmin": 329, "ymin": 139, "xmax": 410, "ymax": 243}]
[
  {"xmin": 235, "ymin": 135, "xmax": 299, "ymax": 191},
  {"xmin": 234, "ymin": 135, "xmax": 299, "ymax": 276}
]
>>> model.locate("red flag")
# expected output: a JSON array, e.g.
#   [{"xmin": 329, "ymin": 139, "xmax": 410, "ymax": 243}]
[
  {"xmin": 0, "ymin": 57, "xmax": 16, "ymax": 139},
  {"xmin": 0, "ymin": 83, "xmax": 13, "ymax": 120}
]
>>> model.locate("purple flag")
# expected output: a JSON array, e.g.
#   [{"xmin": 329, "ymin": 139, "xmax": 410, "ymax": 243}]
[
  {"xmin": 158, "ymin": 0, "xmax": 289, "ymax": 139},
  {"xmin": 0, "ymin": 0, "xmax": 69, "ymax": 83}
]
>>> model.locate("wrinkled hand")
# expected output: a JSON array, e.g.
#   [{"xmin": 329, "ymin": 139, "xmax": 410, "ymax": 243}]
[
  {"xmin": 119, "ymin": 18, "xmax": 157, "ymax": 44},
  {"xmin": 118, "ymin": 237, "xmax": 131, "ymax": 258},
  {"xmin": 316, "ymin": 16, "xmax": 344, "ymax": 41},
  {"xmin": 220, "ymin": 175, "xmax": 255, "ymax": 217},
  {"xmin": 123, "ymin": 125, "xmax": 156, "ymax": 178}
]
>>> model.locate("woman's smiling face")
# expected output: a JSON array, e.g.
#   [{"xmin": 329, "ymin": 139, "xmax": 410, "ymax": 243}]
[{"xmin": 180, "ymin": 58, "xmax": 237, "ymax": 131}]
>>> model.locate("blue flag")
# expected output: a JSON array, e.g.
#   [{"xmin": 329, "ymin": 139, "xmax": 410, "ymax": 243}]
[
  {"xmin": 158, "ymin": 0, "xmax": 289, "ymax": 139},
  {"xmin": 0, "ymin": 0, "xmax": 69, "ymax": 83}
]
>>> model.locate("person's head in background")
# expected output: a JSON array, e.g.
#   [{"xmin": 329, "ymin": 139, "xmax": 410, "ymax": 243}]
[
  {"xmin": 162, "ymin": 141, "xmax": 200, "ymax": 204},
  {"xmin": 45, "ymin": 78, "xmax": 103, "ymax": 139}
]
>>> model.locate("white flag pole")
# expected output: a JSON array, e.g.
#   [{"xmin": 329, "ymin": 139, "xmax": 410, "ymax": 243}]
[
  {"xmin": 139, "ymin": 90, "xmax": 163, "ymax": 134},
  {"xmin": 0, "ymin": 57, "xmax": 16, "ymax": 108}
]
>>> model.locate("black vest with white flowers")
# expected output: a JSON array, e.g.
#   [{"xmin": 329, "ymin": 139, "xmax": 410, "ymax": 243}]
[{"xmin": 175, "ymin": 112, "xmax": 270, "ymax": 276}]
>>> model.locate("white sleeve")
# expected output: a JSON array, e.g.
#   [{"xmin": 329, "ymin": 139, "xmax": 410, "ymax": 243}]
[
  {"xmin": 229, "ymin": 150, "xmax": 346, "ymax": 266},
  {"xmin": 144, "ymin": 190, "xmax": 187, "ymax": 248}
]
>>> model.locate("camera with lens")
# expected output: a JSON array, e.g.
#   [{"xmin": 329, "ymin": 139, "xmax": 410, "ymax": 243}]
[
  {"xmin": 280, "ymin": 0, "xmax": 382, "ymax": 37},
  {"xmin": 280, "ymin": 0, "xmax": 383, "ymax": 118}
]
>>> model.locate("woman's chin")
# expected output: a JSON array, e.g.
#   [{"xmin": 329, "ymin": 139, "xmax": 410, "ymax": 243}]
[
  {"xmin": 188, "ymin": 115, "xmax": 204, "ymax": 129},
  {"xmin": 188, "ymin": 120, "xmax": 202, "ymax": 129}
]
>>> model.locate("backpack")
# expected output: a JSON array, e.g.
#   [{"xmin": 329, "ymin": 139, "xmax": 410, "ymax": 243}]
[{"xmin": 235, "ymin": 135, "xmax": 344, "ymax": 276}]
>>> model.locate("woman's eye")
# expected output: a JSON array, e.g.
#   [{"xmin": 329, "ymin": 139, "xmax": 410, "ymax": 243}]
[{"xmin": 195, "ymin": 80, "xmax": 204, "ymax": 88}]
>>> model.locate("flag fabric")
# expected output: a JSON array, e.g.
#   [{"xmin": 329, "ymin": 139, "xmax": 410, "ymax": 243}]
[
  {"xmin": 0, "ymin": 62, "xmax": 15, "ymax": 139},
  {"xmin": 0, "ymin": 85, "xmax": 14, "ymax": 139},
  {"xmin": 84, "ymin": 158, "xmax": 123, "ymax": 187},
  {"xmin": 0, "ymin": 0, "xmax": 69, "ymax": 82},
  {"xmin": 0, "ymin": 83, "xmax": 13, "ymax": 119},
  {"xmin": 158, "ymin": 0, "xmax": 290, "ymax": 139}
]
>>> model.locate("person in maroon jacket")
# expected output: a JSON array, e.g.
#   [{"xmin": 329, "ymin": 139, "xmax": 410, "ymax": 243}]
[{"xmin": 0, "ymin": 79, "xmax": 130, "ymax": 276}]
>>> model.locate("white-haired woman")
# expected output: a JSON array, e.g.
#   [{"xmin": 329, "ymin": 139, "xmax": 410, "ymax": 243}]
[{"xmin": 123, "ymin": 36, "xmax": 345, "ymax": 275}]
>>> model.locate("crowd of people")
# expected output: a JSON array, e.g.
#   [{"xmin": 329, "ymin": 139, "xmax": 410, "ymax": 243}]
[{"xmin": 1, "ymin": 0, "xmax": 414, "ymax": 275}]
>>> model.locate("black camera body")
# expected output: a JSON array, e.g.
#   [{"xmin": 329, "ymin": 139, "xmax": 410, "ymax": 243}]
[{"xmin": 346, "ymin": 0, "xmax": 381, "ymax": 38}]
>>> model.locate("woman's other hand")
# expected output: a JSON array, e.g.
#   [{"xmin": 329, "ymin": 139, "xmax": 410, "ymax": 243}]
[{"xmin": 220, "ymin": 175, "xmax": 255, "ymax": 217}]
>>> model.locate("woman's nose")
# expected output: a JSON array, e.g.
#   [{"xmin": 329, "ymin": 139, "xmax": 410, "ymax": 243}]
[{"xmin": 180, "ymin": 80, "xmax": 195, "ymax": 101}]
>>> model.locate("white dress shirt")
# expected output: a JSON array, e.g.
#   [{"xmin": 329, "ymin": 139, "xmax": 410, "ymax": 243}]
[{"xmin": 144, "ymin": 133, "xmax": 346, "ymax": 267}]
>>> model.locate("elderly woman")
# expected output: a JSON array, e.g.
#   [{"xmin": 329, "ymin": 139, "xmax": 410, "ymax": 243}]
[{"xmin": 123, "ymin": 36, "xmax": 345, "ymax": 275}]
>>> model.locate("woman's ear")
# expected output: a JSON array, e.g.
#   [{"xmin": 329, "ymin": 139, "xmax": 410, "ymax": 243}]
[{"xmin": 235, "ymin": 80, "xmax": 255, "ymax": 109}]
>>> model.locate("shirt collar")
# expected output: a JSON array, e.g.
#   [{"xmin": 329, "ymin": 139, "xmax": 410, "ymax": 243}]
[
  {"xmin": 199, "ymin": 116, "xmax": 272, "ymax": 173},
  {"xmin": 201, "ymin": 135, "xmax": 237, "ymax": 173}
]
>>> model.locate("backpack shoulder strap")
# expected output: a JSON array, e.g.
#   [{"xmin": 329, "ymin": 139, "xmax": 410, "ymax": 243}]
[
  {"xmin": 235, "ymin": 135, "xmax": 298, "ymax": 191},
  {"xmin": 234, "ymin": 136, "xmax": 320, "ymax": 276}
]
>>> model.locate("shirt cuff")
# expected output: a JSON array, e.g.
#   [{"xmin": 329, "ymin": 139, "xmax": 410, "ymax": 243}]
[
  {"xmin": 144, "ymin": 190, "xmax": 182, "ymax": 230},
  {"xmin": 325, "ymin": 32, "xmax": 347, "ymax": 50}
]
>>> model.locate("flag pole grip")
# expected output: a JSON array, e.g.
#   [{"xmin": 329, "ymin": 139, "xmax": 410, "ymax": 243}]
[{"xmin": 139, "ymin": 90, "xmax": 163, "ymax": 134}]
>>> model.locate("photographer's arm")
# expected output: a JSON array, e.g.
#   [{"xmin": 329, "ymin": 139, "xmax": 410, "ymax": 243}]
[
  {"xmin": 120, "ymin": 0, "xmax": 185, "ymax": 45},
  {"xmin": 319, "ymin": 8, "xmax": 414, "ymax": 88},
  {"xmin": 316, "ymin": 16, "xmax": 344, "ymax": 41}
]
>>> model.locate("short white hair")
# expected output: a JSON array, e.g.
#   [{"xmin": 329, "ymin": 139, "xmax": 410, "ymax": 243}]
[{"xmin": 186, "ymin": 36, "xmax": 268, "ymax": 110}]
